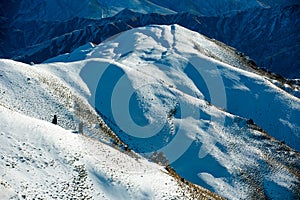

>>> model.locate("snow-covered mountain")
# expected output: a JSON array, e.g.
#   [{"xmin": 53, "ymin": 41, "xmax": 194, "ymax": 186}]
[
  {"xmin": 0, "ymin": 41, "xmax": 221, "ymax": 199},
  {"xmin": 1, "ymin": 24, "xmax": 299, "ymax": 199}
]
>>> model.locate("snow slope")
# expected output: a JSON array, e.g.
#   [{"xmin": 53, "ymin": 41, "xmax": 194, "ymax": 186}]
[
  {"xmin": 0, "ymin": 46, "xmax": 221, "ymax": 199},
  {"xmin": 45, "ymin": 24, "xmax": 300, "ymax": 151},
  {"xmin": 1, "ymin": 105, "xmax": 202, "ymax": 199},
  {"xmin": 39, "ymin": 25, "xmax": 300, "ymax": 199}
]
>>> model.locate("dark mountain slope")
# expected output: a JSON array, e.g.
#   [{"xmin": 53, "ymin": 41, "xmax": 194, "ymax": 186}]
[{"xmin": 1, "ymin": 5, "xmax": 299, "ymax": 78}]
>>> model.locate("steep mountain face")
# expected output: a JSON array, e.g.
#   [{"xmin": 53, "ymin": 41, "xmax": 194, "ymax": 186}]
[
  {"xmin": 36, "ymin": 25, "xmax": 300, "ymax": 199},
  {"xmin": 1, "ymin": 5, "xmax": 299, "ymax": 78}
]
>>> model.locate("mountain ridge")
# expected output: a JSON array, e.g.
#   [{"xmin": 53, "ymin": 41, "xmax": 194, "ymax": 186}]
[{"xmin": 2, "ymin": 5, "xmax": 299, "ymax": 78}]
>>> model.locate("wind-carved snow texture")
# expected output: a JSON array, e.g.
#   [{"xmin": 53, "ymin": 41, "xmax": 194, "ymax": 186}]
[{"xmin": 32, "ymin": 25, "xmax": 300, "ymax": 199}]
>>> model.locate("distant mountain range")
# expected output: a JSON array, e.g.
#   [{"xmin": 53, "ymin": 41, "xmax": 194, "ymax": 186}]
[
  {"xmin": 1, "ymin": 0, "xmax": 298, "ymax": 21},
  {"xmin": 1, "ymin": 1, "xmax": 299, "ymax": 78}
]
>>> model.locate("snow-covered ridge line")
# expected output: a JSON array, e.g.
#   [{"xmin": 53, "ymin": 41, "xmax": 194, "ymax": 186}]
[
  {"xmin": 38, "ymin": 24, "xmax": 300, "ymax": 199},
  {"xmin": 44, "ymin": 24, "xmax": 300, "ymax": 151}
]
